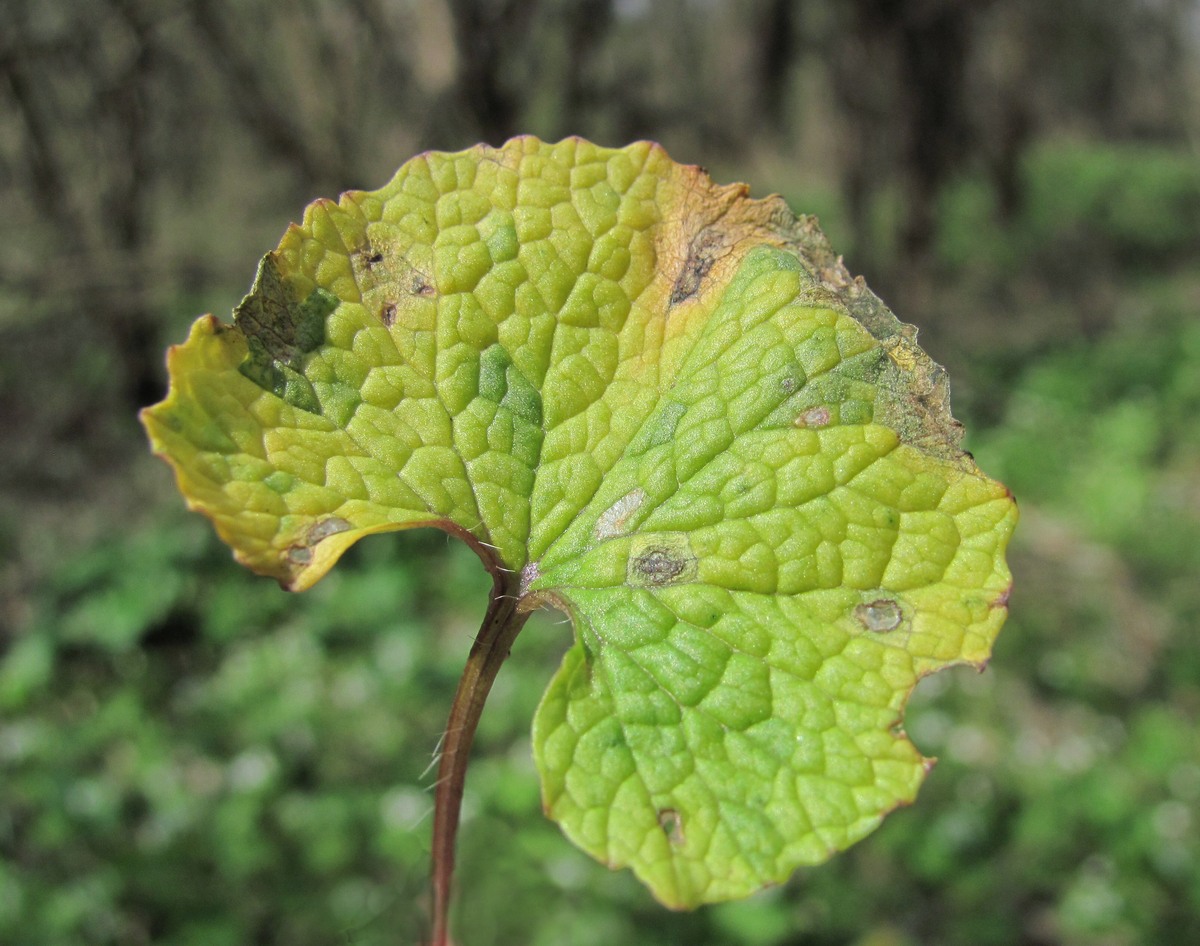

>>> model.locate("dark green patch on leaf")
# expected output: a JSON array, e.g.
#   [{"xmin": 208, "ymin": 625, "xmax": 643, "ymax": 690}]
[
  {"xmin": 479, "ymin": 342, "xmax": 543, "ymax": 427},
  {"xmin": 235, "ymin": 255, "xmax": 337, "ymax": 414}
]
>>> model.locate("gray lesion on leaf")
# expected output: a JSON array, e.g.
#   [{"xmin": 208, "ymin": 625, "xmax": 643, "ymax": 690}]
[
  {"xmin": 518, "ymin": 560, "xmax": 541, "ymax": 597},
  {"xmin": 657, "ymin": 808, "xmax": 685, "ymax": 847},
  {"xmin": 627, "ymin": 533, "xmax": 698, "ymax": 587},
  {"xmin": 634, "ymin": 548, "xmax": 687, "ymax": 583},
  {"xmin": 285, "ymin": 516, "xmax": 352, "ymax": 566},
  {"xmin": 794, "ymin": 405, "xmax": 832, "ymax": 428},
  {"xmin": 595, "ymin": 488, "xmax": 647, "ymax": 541},
  {"xmin": 306, "ymin": 517, "xmax": 352, "ymax": 544},
  {"xmin": 235, "ymin": 254, "xmax": 337, "ymax": 415},
  {"xmin": 854, "ymin": 598, "xmax": 904, "ymax": 633}
]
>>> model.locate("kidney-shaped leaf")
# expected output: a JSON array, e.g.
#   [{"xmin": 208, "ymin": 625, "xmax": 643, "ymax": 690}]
[{"xmin": 142, "ymin": 138, "xmax": 1015, "ymax": 908}]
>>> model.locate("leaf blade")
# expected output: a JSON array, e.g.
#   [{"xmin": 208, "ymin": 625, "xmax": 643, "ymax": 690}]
[{"xmin": 142, "ymin": 137, "xmax": 1016, "ymax": 903}]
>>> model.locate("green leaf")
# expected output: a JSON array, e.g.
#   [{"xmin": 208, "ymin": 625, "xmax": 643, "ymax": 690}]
[{"xmin": 142, "ymin": 138, "xmax": 1015, "ymax": 907}]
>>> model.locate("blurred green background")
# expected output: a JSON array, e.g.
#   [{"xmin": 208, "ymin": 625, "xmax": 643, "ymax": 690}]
[{"xmin": 3, "ymin": 1, "xmax": 1199, "ymax": 943}]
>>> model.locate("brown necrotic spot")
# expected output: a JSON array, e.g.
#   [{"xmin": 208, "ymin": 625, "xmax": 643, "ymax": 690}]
[
  {"xmin": 669, "ymin": 228, "xmax": 725, "ymax": 307},
  {"xmin": 352, "ymin": 242, "xmax": 384, "ymax": 270},
  {"xmin": 351, "ymin": 231, "xmax": 434, "ymax": 303},
  {"xmin": 658, "ymin": 808, "xmax": 685, "ymax": 847},
  {"xmin": 380, "ymin": 301, "xmax": 397, "ymax": 326},
  {"xmin": 855, "ymin": 599, "xmax": 903, "ymax": 632}
]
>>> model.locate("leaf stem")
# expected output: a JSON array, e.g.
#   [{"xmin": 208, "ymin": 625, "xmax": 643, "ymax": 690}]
[{"xmin": 428, "ymin": 564, "xmax": 530, "ymax": 946}]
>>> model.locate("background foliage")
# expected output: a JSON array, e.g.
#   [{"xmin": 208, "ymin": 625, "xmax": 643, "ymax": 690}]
[{"xmin": 2, "ymin": 1, "xmax": 1199, "ymax": 943}]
